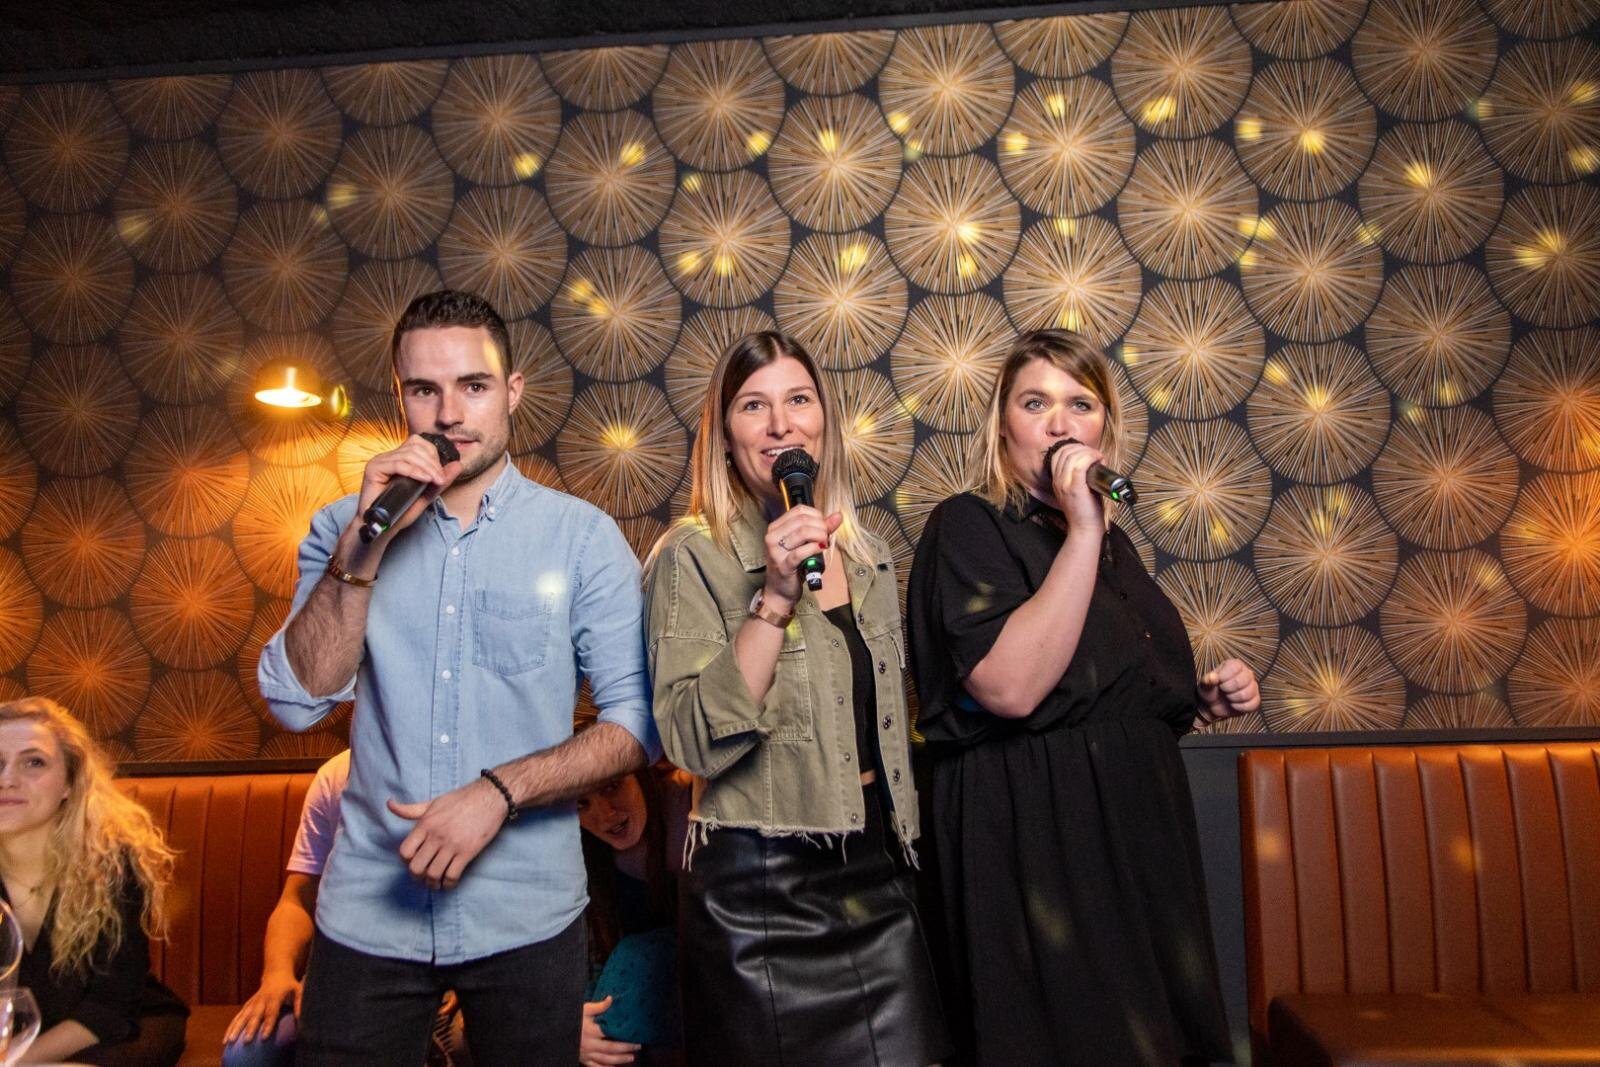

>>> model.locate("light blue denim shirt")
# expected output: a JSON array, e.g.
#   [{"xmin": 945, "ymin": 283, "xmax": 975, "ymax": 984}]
[{"xmin": 258, "ymin": 462, "xmax": 657, "ymax": 965}]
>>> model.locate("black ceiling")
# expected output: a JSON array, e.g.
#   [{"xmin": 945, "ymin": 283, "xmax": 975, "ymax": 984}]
[{"xmin": 0, "ymin": 0, "xmax": 1214, "ymax": 81}]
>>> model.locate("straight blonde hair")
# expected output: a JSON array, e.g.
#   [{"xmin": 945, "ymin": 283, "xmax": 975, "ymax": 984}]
[
  {"xmin": 0, "ymin": 697, "xmax": 175, "ymax": 978},
  {"xmin": 972, "ymin": 329, "xmax": 1126, "ymax": 516},
  {"xmin": 684, "ymin": 331, "xmax": 876, "ymax": 563}
]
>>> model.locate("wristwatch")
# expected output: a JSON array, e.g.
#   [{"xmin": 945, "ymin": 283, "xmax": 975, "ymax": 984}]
[{"xmin": 749, "ymin": 588, "xmax": 795, "ymax": 629}]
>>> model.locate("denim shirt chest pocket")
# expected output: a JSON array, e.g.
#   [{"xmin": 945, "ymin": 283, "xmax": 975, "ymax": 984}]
[{"xmin": 473, "ymin": 587, "xmax": 555, "ymax": 674}]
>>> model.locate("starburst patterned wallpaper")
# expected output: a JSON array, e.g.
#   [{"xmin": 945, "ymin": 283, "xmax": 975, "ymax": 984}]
[{"xmin": 1, "ymin": 0, "xmax": 1599, "ymax": 761}]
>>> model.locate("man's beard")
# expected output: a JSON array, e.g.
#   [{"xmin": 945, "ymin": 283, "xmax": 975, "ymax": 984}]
[{"xmin": 454, "ymin": 429, "xmax": 508, "ymax": 484}]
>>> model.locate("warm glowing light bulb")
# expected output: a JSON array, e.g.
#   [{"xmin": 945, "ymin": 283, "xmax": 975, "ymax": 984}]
[
  {"xmin": 681, "ymin": 172, "xmax": 703, "ymax": 193},
  {"xmin": 513, "ymin": 152, "xmax": 542, "ymax": 179},
  {"xmin": 255, "ymin": 366, "xmax": 322, "ymax": 409},
  {"xmin": 116, "ymin": 212, "xmax": 151, "ymax": 243},
  {"xmin": 1141, "ymin": 95, "xmax": 1177, "ymax": 125},
  {"xmin": 1403, "ymin": 161, "xmax": 1433, "ymax": 188},
  {"xmin": 1236, "ymin": 116, "xmax": 1263, "ymax": 142},
  {"xmin": 836, "ymin": 242, "xmax": 869, "ymax": 274},
  {"xmin": 602, "ymin": 424, "xmax": 640, "ymax": 451},
  {"xmin": 1045, "ymin": 93, "xmax": 1067, "ymax": 118},
  {"xmin": 817, "ymin": 128, "xmax": 840, "ymax": 153},
  {"xmin": 886, "ymin": 111, "xmax": 911, "ymax": 135},
  {"xmin": 746, "ymin": 130, "xmax": 773, "ymax": 156},
  {"xmin": 1299, "ymin": 128, "xmax": 1326, "ymax": 154},
  {"xmin": 1002, "ymin": 131, "xmax": 1029, "ymax": 155},
  {"xmin": 618, "ymin": 141, "xmax": 646, "ymax": 168}
]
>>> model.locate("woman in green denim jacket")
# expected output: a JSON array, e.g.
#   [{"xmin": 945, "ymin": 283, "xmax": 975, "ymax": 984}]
[{"xmin": 645, "ymin": 331, "xmax": 948, "ymax": 1066}]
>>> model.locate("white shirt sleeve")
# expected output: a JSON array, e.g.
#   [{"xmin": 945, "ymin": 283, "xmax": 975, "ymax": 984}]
[{"xmin": 286, "ymin": 749, "xmax": 351, "ymax": 876}]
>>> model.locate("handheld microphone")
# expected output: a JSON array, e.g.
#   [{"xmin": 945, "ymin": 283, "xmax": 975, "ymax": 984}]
[
  {"xmin": 770, "ymin": 449, "xmax": 826, "ymax": 592},
  {"xmin": 1044, "ymin": 439, "xmax": 1137, "ymax": 505},
  {"xmin": 358, "ymin": 432, "xmax": 461, "ymax": 543}
]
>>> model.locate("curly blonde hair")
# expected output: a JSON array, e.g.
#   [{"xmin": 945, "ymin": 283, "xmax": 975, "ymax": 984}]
[{"xmin": 0, "ymin": 697, "xmax": 175, "ymax": 978}]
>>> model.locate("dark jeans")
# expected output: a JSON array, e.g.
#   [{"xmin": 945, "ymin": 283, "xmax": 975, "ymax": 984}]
[{"xmin": 297, "ymin": 916, "xmax": 585, "ymax": 1067}]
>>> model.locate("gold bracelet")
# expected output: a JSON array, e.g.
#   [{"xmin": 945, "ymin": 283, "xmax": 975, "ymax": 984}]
[
  {"xmin": 326, "ymin": 556, "xmax": 376, "ymax": 588},
  {"xmin": 749, "ymin": 589, "xmax": 794, "ymax": 629}
]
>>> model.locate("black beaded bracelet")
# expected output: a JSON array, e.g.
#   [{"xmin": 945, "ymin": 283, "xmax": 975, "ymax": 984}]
[{"xmin": 479, "ymin": 768, "xmax": 518, "ymax": 822}]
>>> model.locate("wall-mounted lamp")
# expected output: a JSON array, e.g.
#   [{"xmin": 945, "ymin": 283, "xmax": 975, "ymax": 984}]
[{"xmin": 254, "ymin": 362, "xmax": 323, "ymax": 408}]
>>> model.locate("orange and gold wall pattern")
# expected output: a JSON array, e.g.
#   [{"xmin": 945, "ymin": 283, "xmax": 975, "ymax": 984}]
[{"xmin": 1, "ymin": 0, "xmax": 1598, "ymax": 761}]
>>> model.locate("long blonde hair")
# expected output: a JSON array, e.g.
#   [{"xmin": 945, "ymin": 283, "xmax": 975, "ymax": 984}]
[
  {"xmin": 971, "ymin": 329, "xmax": 1126, "ymax": 516},
  {"xmin": 0, "ymin": 697, "xmax": 175, "ymax": 977},
  {"xmin": 685, "ymin": 331, "xmax": 877, "ymax": 562}
]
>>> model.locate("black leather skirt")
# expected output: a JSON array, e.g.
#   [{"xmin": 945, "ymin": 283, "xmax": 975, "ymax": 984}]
[{"xmin": 680, "ymin": 786, "xmax": 951, "ymax": 1066}]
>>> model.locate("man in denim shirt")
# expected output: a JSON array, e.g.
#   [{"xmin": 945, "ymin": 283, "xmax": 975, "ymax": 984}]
[{"xmin": 258, "ymin": 290, "xmax": 657, "ymax": 1066}]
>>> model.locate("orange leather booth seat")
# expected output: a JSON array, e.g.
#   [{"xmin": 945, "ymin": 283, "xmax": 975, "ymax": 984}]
[
  {"xmin": 118, "ymin": 771, "xmax": 319, "ymax": 1067},
  {"xmin": 1240, "ymin": 743, "xmax": 1600, "ymax": 1066}
]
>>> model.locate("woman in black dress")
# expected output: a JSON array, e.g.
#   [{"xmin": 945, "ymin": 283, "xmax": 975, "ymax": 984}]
[
  {"xmin": 0, "ymin": 696, "xmax": 188, "ymax": 1066},
  {"xmin": 907, "ymin": 329, "xmax": 1259, "ymax": 1066}
]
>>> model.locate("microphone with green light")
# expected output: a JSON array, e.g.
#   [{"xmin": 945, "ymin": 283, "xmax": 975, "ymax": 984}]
[{"xmin": 1044, "ymin": 438, "xmax": 1137, "ymax": 505}]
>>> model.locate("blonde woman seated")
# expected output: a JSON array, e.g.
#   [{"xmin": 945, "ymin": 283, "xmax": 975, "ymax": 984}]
[
  {"xmin": 645, "ymin": 331, "xmax": 948, "ymax": 1065},
  {"xmin": 0, "ymin": 697, "xmax": 188, "ymax": 1065}
]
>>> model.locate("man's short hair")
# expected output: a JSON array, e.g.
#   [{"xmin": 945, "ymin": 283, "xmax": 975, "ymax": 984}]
[{"xmin": 389, "ymin": 290, "xmax": 512, "ymax": 376}]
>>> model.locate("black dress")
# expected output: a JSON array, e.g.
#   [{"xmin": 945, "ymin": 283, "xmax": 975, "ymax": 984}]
[
  {"xmin": 907, "ymin": 492, "xmax": 1231, "ymax": 1066},
  {"xmin": 1, "ymin": 871, "xmax": 188, "ymax": 1066}
]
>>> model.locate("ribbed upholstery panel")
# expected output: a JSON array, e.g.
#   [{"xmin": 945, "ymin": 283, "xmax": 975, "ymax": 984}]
[
  {"xmin": 1286, "ymin": 754, "xmax": 1345, "ymax": 994},
  {"xmin": 1371, "ymin": 750, "xmax": 1434, "ymax": 994},
  {"xmin": 1504, "ymin": 749, "xmax": 1572, "ymax": 993},
  {"xmin": 117, "ymin": 774, "xmax": 316, "ymax": 1006},
  {"xmin": 1328, "ymin": 751, "xmax": 1388, "ymax": 994},
  {"xmin": 1242, "ymin": 751, "xmax": 1299, "ymax": 1044},
  {"xmin": 1416, "ymin": 750, "xmax": 1480, "ymax": 992},
  {"xmin": 1459, "ymin": 747, "xmax": 1527, "ymax": 993},
  {"xmin": 1549, "ymin": 747, "xmax": 1600, "ymax": 991},
  {"xmin": 1239, "ymin": 742, "xmax": 1600, "ymax": 1055}
]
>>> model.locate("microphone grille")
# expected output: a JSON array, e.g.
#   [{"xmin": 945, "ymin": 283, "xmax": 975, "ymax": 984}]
[
  {"xmin": 420, "ymin": 432, "xmax": 460, "ymax": 464},
  {"xmin": 770, "ymin": 448, "xmax": 818, "ymax": 482}
]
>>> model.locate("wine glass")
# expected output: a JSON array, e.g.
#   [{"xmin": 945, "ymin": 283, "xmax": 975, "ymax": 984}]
[
  {"xmin": 0, "ymin": 902, "xmax": 20, "ymax": 992},
  {"xmin": 0, "ymin": 987, "xmax": 40, "ymax": 1066}
]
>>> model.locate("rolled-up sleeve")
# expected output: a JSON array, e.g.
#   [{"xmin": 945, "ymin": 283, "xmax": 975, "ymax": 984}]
[
  {"xmin": 645, "ymin": 535, "xmax": 764, "ymax": 779},
  {"xmin": 257, "ymin": 503, "xmax": 356, "ymax": 731},
  {"xmin": 573, "ymin": 512, "xmax": 660, "ymax": 762}
]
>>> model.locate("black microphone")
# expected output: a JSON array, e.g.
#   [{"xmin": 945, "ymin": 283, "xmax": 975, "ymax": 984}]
[
  {"xmin": 1044, "ymin": 439, "xmax": 1137, "ymax": 505},
  {"xmin": 770, "ymin": 448, "xmax": 826, "ymax": 592},
  {"xmin": 358, "ymin": 432, "xmax": 461, "ymax": 543}
]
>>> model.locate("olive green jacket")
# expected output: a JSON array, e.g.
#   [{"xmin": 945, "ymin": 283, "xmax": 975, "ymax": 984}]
[{"xmin": 645, "ymin": 505, "xmax": 919, "ymax": 852}]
